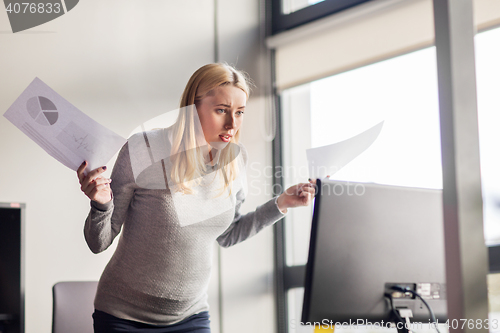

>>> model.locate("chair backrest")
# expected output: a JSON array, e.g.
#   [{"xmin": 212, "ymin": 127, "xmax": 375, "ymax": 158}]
[{"xmin": 52, "ymin": 281, "xmax": 98, "ymax": 333}]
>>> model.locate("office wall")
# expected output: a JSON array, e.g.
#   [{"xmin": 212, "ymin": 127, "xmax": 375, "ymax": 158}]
[
  {"xmin": 217, "ymin": 1, "xmax": 278, "ymax": 332},
  {"xmin": 0, "ymin": 1, "xmax": 276, "ymax": 332}
]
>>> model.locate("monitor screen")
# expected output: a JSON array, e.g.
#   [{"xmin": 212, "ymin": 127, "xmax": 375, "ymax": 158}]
[{"xmin": 302, "ymin": 179, "xmax": 447, "ymax": 327}]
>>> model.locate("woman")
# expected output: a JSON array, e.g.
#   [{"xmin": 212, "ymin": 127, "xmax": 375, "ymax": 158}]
[{"xmin": 77, "ymin": 63, "xmax": 315, "ymax": 332}]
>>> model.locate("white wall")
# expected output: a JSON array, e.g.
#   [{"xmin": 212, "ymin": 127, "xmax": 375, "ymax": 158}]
[
  {"xmin": 217, "ymin": 0, "xmax": 278, "ymax": 332},
  {"xmin": 0, "ymin": 1, "xmax": 277, "ymax": 332}
]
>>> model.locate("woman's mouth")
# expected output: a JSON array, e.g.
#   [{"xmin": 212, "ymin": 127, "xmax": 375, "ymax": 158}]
[{"xmin": 219, "ymin": 135, "xmax": 231, "ymax": 142}]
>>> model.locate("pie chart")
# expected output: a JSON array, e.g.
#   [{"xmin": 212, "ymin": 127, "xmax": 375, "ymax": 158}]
[{"xmin": 26, "ymin": 96, "xmax": 59, "ymax": 126}]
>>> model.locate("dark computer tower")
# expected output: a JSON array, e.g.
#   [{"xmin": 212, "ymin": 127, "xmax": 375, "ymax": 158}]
[{"xmin": 0, "ymin": 203, "xmax": 25, "ymax": 333}]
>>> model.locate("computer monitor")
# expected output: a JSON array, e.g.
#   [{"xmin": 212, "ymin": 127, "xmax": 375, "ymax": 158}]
[{"xmin": 301, "ymin": 179, "xmax": 447, "ymax": 326}]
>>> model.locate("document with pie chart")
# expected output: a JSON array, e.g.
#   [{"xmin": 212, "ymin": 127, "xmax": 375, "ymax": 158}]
[{"xmin": 3, "ymin": 77, "xmax": 126, "ymax": 173}]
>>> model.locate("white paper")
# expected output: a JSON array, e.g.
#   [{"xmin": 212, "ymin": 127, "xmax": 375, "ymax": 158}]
[
  {"xmin": 306, "ymin": 121, "xmax": 384, "ymax": 179},
  {"xmin": 3, "ymin": 77, "xmax": 126, "ymax": 173}
]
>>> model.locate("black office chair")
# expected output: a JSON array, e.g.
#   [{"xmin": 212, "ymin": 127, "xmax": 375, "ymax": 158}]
[{"xmin": 52, "ymin": 281, "xmax": 98, "ymax": 333}]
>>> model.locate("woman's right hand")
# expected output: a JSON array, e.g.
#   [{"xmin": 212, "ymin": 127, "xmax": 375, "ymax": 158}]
[{"xmin": 77, "ymin": 161, "xmax": 112, "ymax": 205}]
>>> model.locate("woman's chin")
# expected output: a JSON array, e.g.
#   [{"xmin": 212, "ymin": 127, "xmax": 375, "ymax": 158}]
[{"xmin": 209, "ymin": 141, "xmax": 230, "ymax": 150}]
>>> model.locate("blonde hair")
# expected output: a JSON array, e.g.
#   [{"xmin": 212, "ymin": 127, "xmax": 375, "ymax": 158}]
[{"xmin": 169, "ymin": 63, "xmax": 251, "ymax": 195}]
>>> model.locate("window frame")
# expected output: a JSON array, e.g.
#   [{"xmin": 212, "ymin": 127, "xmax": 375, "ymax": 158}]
[
  {"xmin": 272, "ymin": 32, "xmax": 500, "ymax": 333},
  {"xmin": 268, "ymin": 1, "xmax": 500, "ymax": 332},
  {"xmin": 274, "ymin": 82, "xmax": 500, "ymax": 333},
  {"xmin": 271, "ymin": 0, "xmax": 372, "ymax": 35},
  {"xmin": 489, "ymin": 246, "xmax": 500, "ymax": 273}
]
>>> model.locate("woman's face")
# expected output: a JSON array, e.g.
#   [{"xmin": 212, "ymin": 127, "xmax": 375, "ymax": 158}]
[{"xmin": 196, "ymin": 85, "xmax": 247, "ymax": 148}]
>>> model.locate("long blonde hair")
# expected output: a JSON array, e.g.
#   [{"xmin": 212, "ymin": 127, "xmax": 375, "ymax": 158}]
[{"xmin": 169, "ymin": 63, "xmax": 251, "ymax": 195}]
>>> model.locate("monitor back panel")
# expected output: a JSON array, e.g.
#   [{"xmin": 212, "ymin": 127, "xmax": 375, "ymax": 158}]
[{"xmin": 302, "ymin": 180, "xmax": 447, "ymax": 324}]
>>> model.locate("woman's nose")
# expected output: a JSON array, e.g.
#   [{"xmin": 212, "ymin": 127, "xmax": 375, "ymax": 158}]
[{"xmin": 225, "ymin": 115, "xmax": 235, "ymax": 129}]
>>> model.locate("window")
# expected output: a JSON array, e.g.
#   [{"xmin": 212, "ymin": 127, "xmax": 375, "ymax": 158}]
[
  {"xmin": 278, "ymin": 26, "xmax": 500, "ymax": 333},
  {"xmin": 271, "ymin": 0, "xmax": 371, "ymax": 34},
  {"xmin": 476, "ymin": 27, "xmax": 500, "ymax": 245},
  {"xmin": 281, "ymin": 0, "xmax": 325, "ymax": 15}
]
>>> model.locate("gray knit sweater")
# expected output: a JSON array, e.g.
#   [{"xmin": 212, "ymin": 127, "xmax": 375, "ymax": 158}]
[{"xmin": 84, "ymin": 129, "xmax": 286, "ymax": 325}]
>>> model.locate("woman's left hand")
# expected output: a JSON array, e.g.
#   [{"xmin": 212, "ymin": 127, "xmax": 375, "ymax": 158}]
[{"xmin": 276, "ymin": 180, "xmax": 317, "ymax": 214}]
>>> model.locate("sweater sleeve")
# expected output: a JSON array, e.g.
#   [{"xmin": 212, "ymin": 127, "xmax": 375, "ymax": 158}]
[
  {"xmin": 216, "ymin": 192, "xmax": 286, "ymax": 248},
  {"xmin": 84, "ymin": 142, "xmax": 137, "ymax": 254},
  {"xmin": 216, "ymin": 143, "xmax": 287, "ymax": 248}
]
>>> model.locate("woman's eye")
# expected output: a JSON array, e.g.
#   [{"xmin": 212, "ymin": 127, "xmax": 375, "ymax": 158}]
[
  {"xmin": 236, "ymin": 111, "xmax": 244, "ymax": 116},
  {"xmin": 216, "ymin": 109, "xmax": 225, "ymax": 114}
]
